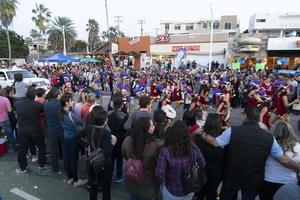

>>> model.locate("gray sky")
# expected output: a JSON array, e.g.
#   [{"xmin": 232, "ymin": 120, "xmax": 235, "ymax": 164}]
[{"xmin": 11, "ymin": 0, "xmax": 300, "ymax": 41}]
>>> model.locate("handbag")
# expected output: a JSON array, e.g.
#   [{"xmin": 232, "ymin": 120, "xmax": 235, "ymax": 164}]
[
  {"xmin": 181, "ymin": 150, "xmax": 207, "ymax": 193},
  {"xmin": 88, "ymin": 127, "xmax": 106, "ymax": 172}
]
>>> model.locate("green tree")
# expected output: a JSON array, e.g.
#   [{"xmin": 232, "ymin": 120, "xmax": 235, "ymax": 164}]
[
  {"xmin": 0, "ymin": 0, "xmax": 19, "ymax": 64},
  {"xmin": 70, "ymin": 40, "xmax": 87, "ymax": 53},
  {"xmin": 86, "ymin": 18, "xmax": 100, "ymax": 52},
  {"xmin": 31, "ymin": 3, "xmax": 51, "ymax": 35},
  {"xmin": 0, "ymin": 28, "xmax": 29, "ymax": 58},
  {"xmin": 30, "ymin": 29, "xmax": 41, "ymax": 40},
  {"xmin": 47, "ymin": 16, "xmax": 77, "ymax": 51},
  {"xmin": 24, "ymin": 37, "xmax": 33, "ymax": 46},
  {"xmin": 101, "ymin": 26, "xmax": 124, "ymax": 43}
]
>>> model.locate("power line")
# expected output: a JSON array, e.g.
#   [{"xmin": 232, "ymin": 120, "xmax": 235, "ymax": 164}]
[
  {"xmin": 115, "ymin": 16, "xmax": 123, "ymax": 32},
  {"xmin": 138, "ymin": 19, "xmax": 146, "ymax": 36}
]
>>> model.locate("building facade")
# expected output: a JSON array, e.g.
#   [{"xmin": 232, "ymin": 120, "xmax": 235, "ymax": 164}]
[
  {"xmin": 160, "ymin": 15, "xmax": 239, "ymax": 35},
  {"xmin": 150, "ymin": 33, "xmax": 228, "ymax": 66},
  {"xmin": 249, "ymin": 12, "xmax": 300, "ymax": 37}
]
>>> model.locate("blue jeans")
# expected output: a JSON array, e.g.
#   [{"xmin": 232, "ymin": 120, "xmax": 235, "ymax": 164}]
[
  {"xmin": 129, "ymin": 194, "xmax": 150, "ymax": 200},
  {"xmin": 162, "ymin": 185, "xmax": 194, "ymax": 200},
  {"xmin": 0, "ymin": 120, "xmax": 18, "ymax": 151}
]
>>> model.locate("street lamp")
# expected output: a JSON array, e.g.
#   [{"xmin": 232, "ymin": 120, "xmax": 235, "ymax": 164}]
[
  {"xmin": 50, "ymin": 23, "xmax": 67, "ymax": 56},
  {"xmin": 208, "ymin": 2, "xmax": 214, "ymax": 72}
]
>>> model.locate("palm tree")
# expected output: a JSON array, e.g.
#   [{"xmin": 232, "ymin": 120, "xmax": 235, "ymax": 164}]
[
  {"xmin": 31, "ymin": 3, "xmax": 51, "ymax": 35},
  {"xmin": 47, "ymin": 16, "xmax": 77, "ymax": 51},
  {"xmin": 0, "ymin": 0, "xmax": 19, "ymax": 65},
  {"xmin": 86, "ymin": 19, "xmax": 100, "ymax": 52},
  {"xmin": 102, "ymin": 26, "xmax": 124, "ymax": 43}
]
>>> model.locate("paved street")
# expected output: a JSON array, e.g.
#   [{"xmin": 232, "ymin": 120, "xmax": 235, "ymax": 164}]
[{"xmin": 0, "ymin": 98, "xmax": 299, "ymax": 200}]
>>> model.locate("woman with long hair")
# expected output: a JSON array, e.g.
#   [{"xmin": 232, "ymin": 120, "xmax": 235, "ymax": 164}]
[
  {"xmin": 59, "ymin": 93, "xmax": 87, "ymax": 187},
  {"xmin": 259, "ymin": 121, "xmax": 300, "ymax": 200},
  {"xmin": 122, "ymin": 117, "xmax": 160, "ymax": 200},
  {"xmin": 156, "ymin": 120, "xmax": 206, "ymax": 200},
  {"xmin": 195, "ymin": 114, "xmax": 224, "ymax": 200},
  {"xmin": 83, "ymin": 106, "xmax": 116, "ymax": 200}
]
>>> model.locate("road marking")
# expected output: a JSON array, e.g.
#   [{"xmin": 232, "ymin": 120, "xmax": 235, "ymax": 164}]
[{"xmin": 10, "ymin": 188, "xmax": 40, "ymax": 200}]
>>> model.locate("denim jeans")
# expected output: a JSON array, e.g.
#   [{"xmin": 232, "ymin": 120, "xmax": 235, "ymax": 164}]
[
  {"xmin": 162, "ymin": 185, "xmax": 194, "ymax": 200},
  {"xmin": 63, "ymin": 138, "xmax": 79, "ymax": 181},
  {"xmin": 0, "ymin": 120, "xmax": 18, "ymax": 151}
]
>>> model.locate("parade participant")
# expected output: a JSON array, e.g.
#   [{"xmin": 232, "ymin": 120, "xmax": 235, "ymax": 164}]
[
  {"xmin": 216, "ymin": 95, "xmax": 229, "ymax": 129},
  {"xmin": 274, "ymin": 87, "xmax": 299, "ymax": 122},
  {"xmin": 172, "ymin": 82, "xmax": 183, "ymax": 109},
  {"xmin": 247, "ymin": 84, "xmax": 264, "ymax": 107},
  {"xmin": 198, "ymin": 83, "xmax": 209, "ymax": 110},
  {"xmin": 259, "ymin": 102, "xmax": 271, "ymax": 130}
]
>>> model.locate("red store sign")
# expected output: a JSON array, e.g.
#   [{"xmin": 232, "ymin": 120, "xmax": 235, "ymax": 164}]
[
  {"xmin": 172, "ymin": 45, "xmax": 200, "ymax": 52},
  {"xmin": 156, "ymin": 34, "xmax": 170, "ymax": 43}
]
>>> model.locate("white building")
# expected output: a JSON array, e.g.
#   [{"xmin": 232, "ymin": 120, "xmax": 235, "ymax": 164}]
[
  {"xmin": 249, "ymin": 12, "xmax": 300, "ymax": 37},
  {"xmin": 160, "ymin": 15, "xmax": 240, "ymax": 36},
  {"xmin": 150, "ymin": 33, "xmax": 228, "ymax": 66}
]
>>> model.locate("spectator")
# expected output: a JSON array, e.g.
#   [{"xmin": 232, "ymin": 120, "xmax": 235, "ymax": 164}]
[
  {"xmin": 107, "ymin": 97, "xmax": 128, "ymax": 183},
  {"xmin": 156, "ymin": 120, "xmax": 205, "ymax": 200},
  {"xmin": 122, "ymin": 117, "xmax": 160, "ymax": 200},
  {"xmin": 15, "ymin": 86, "xmax": 46, "ymax": 172},
  {"xmin": 195, "ymin": 113, "xmax": 224, "ymax": 200},
  {"xmin": 83, "ymin": 107, "xmax": 116, "ymax": 200},
  {"xmin": 59, "ymin": 93, "xmax": 87, "ymax": 187},
  {"xmin": 44, "ymin": 88, "xmax": 63, "ymax": 172}
]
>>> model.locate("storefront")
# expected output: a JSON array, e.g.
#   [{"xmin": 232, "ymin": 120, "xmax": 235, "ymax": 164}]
[
  {"xmin": 150, "ymin": 33, "xmax": 228, "ymax": 66},
  {"xmin": 117, "ymin": 36, "xmax": 150, "ymax": 70},
  {"xmin": 267, "ymin": 37, "xmax": 300, "ymax": 69}
]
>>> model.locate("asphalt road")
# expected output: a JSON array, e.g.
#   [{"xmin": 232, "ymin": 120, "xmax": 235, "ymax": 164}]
[{"xmin": 0, "ymin": 97, "xmax": 299, "ymax": 200}]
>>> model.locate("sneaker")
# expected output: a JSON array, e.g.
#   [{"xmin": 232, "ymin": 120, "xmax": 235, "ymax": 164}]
[
  {"xmin": 16, "ymin": 168, "xmax": 27, "ymax": 174},
  {"xmin": 73, "ymin": 179, "xmax": 88, "ymax": 187},
  {"xmin": 115, "ymin": 176, "xmax": 125, "ymax": 183},
  {"xmin": 67, "ymin": 178, "xmax": 74, "ymax": 185},
  {"xmin": 31, "ymin": 155, "xmax": 38, "ymax": 163},
  {"xmin": 38, "ymin": 164, "xmax": 49, "ymax": 170}
]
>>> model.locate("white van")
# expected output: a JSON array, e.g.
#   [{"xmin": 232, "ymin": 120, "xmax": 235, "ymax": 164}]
[{"xmin": 0, "ymin": 67, "xmax": 50, "ymax": 90}]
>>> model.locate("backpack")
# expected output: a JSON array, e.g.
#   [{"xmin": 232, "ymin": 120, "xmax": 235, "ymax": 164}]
[{"xmin": 125, "ymin": 155, "xmax": 145, "ymax": 183}]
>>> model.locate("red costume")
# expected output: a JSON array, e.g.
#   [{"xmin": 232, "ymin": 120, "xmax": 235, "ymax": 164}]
[{"xmin": 276, "ymin": 95, "xmax": 287, "ymax": 116}]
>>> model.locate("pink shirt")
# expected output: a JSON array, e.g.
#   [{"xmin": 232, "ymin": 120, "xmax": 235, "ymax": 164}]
[{"xmin": 0, "ymin": 96, "xmax": 11, "ymax": 122}]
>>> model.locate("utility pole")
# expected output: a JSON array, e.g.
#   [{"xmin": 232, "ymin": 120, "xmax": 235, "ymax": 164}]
[
  {"xmin": 138, "ymin": 19, "xmax": 146, "ymax": 36},
  {"xmin": 115, "ymin": 16, "xmax": 123, "ymax": 32}
]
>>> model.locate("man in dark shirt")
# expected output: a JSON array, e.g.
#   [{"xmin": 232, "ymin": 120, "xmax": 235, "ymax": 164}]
[
  {"xmin": 15, "ymin": 86, "xmax": 46, "ymax": 172},
  {"xmin": 108, "ymin": 97, "xmax": 128, "ymax": 182}
]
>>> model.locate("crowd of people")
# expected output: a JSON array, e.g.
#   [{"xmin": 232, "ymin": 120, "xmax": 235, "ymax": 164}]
[{"xmin": 0, "ymin": 62, "xmax": 300, "ymax": 200}]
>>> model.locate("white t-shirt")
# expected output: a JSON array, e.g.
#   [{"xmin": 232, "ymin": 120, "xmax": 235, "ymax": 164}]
[{"xmin": 265, "ymin": 143, "xmax": 300, "ymax": 184}]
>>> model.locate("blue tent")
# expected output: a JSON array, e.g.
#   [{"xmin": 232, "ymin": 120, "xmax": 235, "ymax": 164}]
[{"xmin": 38, "ymin": 53, "xmax": 79, "ymax": 63}]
